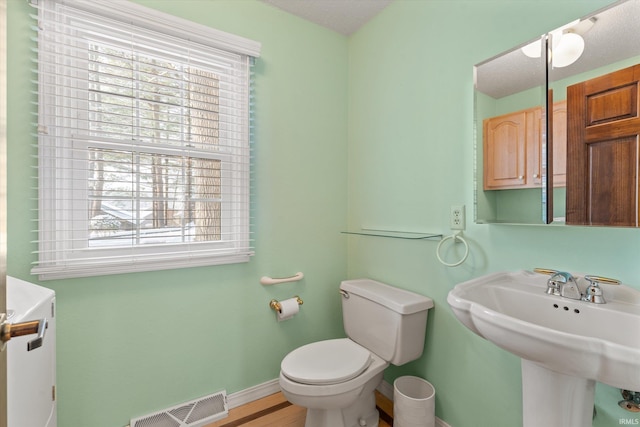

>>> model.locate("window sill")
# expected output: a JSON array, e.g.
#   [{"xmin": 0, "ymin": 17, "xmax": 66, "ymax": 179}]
[{"xmin": 31, "ymin": 252, "xmax": 253, "ymax": 280}]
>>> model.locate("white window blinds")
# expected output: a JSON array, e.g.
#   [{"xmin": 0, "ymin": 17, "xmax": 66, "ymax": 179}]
[{"xmin": 30, "ymin": 0, "xmax": 260, "ymax": 280}]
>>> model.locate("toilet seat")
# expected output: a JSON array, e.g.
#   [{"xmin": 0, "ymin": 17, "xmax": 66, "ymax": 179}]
[{"xmin": 281, "ymin": 338, "xmax": 372, "ymax": 385}]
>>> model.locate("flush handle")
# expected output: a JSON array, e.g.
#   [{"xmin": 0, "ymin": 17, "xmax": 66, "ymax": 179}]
[{"xmin": 0, "ymin": 316, "xmax": 48, "ymax": 351}]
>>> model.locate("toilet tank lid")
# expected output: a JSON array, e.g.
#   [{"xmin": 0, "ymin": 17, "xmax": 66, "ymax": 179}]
[{"xmin": 340, "ymin": 279, "xmax": 434, "ymax": 314}]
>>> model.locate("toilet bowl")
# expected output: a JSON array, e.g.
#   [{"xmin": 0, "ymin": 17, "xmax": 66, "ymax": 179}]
[
  {"xmin": 279, "ymin": 339, "xmax": 387, "ymax": 427},
  {"xmin": 278, "ymin": 279, "xmax": 433, "ymax": 427}
]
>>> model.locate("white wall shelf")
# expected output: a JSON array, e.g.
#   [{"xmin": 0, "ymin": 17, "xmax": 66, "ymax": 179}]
[{"xmin": 341, "ymin": 229, "xmax": 443, "ymax": 240}]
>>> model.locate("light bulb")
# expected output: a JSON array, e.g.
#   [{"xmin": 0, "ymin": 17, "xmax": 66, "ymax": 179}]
[
  {"xmin": 522, "ymin": 40, "xmax": 542, "ymax": 58},
  {"xmin": 552, "ymin": 32, "xmax": 585, "ymax": 68}
]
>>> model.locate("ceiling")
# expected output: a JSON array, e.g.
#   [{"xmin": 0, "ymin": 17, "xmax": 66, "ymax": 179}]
[
  {"xmin": 260, "ymin": 0, "xmax": 394, "ymax": 36},
  {"xmin": 476, "ymin": 0, "xmax": 640, "ymax": 98}
]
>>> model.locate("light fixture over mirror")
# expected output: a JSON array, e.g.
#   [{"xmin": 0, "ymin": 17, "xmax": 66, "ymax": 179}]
[
  {"xmin": 474, "ymin": 0, "xmax": 640, "ymax": 227},
  {"xmin": 521, "ymin": 19, "xmax": 593, "ymax": 68}
]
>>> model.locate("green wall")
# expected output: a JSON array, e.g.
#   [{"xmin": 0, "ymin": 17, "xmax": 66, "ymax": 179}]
[
  {"xmin": 6, "ymin": 1, "xmax": 348, "ymax": 426},
  {"xmin": 347, "ymin": 1, "xmax": 640, "ymax": 427},
  {"xmin": 6, "ymin": 1, "xmax": 640, "ymax": 427}
]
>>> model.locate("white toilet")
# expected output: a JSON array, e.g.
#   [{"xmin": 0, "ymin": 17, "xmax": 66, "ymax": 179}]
[{"xmin": 279, "ymin": 278, "xmax": 434, "ymax": 427}]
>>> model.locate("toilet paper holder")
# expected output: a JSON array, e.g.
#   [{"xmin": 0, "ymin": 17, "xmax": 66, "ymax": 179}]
[{"xmin": 269, "ymin": 296, "xmax": 303, "ymax": 313}]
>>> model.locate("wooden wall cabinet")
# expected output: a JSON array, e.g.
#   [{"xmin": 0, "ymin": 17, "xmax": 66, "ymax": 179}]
[
  {"xmin": 483, "ymin": 107, "xmax": 541, "ymax": 190},
  {"xmin": 483, "ymin": 103, "xmax": 567, "ymax": 190},
  {"xmin": 552, "ymin": 100, "xmax": 567, "ymax": 187}
]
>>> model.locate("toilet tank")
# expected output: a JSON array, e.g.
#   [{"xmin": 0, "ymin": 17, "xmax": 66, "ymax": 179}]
[{"xmin": 340, "ymin": 279, "xmax": 433, "ymax": 366}]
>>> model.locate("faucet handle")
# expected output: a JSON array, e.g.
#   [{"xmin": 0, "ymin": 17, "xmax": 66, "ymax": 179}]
[
  {"xmin": 582, "ymin": 283, "xmax": 605, "ymax": 304},
  {"xmin": 584, "ymin": 275, "xmax": 620, "ymax": 286},
  {"xmin": 533, "ymin": 268, "xmax": 559, "ymax": 276},
  {"xmin": 545, "ymin": 271, "xmax": 568, "ymax": 296},
  {"xmin": 582, "ymin": 275, "xmax": 619, "ymax": 304}
]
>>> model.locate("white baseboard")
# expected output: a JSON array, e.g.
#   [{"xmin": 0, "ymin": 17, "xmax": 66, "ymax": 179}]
[
  {"xmin": 226, "ymin": 378, "xmax": 281, "ymax": 409},
  {"xmin": 228, "ymin": 378, "xmax": 452, "ymax": 427},
  {"xmin": 377, "ymin": 379, "xmax": 395, "ymax": 400}
]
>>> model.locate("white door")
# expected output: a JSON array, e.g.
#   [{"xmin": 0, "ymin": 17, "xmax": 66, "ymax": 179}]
[
  {"xmin": 0, "ymin": 1, "xmax": 8, "ymax": 425},
  {"xmin": 0, "ymin": 9, "xmax": 57, "ymax": 425}
]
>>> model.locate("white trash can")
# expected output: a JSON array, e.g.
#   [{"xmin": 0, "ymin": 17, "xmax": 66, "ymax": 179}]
[{"xmin": 393, "ymin": 376, "xmax": 435, "ymax": 427}]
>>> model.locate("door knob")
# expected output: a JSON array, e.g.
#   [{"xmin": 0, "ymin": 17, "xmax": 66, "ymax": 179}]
[{"xmin": 0, "ymin": 313, "xmax": 48, "ymax": 351}]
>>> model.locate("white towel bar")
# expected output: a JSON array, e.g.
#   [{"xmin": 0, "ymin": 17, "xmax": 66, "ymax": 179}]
[{"xmin": 260, "ymin": 272, "xmax": 304, "ymax": 286}]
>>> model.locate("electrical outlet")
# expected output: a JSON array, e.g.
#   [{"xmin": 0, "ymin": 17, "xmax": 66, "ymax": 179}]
[{"xmin": 450, "ymin": 205, "xmax": 465, "ymax": 230}]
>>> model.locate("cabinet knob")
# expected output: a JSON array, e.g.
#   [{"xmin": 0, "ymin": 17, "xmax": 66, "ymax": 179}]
[
  {"xmin": 518, "ymin": 175, "xmax": 524, "ymax": 180},
  {"xmin": 533, "ymin": 174, "xmax": 539, "ymax": 178}
]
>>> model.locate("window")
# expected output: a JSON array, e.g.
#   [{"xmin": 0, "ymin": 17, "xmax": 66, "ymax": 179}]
[{"xmin": 31, "ymin": 0, "xmax": 260, "ymax": 279}]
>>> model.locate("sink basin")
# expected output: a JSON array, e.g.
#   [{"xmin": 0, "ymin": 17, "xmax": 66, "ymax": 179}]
[{"xmin": 448, "ymin": 270, "xmax": 640, "ymax": 427}]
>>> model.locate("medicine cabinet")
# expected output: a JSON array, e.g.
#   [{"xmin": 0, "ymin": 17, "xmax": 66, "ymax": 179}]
[{"xmin": 474, "ymin": 0, "xmax": 640, "ymax": 226}]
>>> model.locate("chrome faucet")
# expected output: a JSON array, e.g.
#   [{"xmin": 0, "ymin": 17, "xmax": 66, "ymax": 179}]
[
  {"xmin": 540, "ymin": 269, "xmax": 621, "ymax": 304},
  {"xmin": 546, "ymin": 271, "xmax": 582, "ymax": 300}
]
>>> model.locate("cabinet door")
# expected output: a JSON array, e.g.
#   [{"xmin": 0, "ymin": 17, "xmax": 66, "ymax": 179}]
[
  {"xmin": 529, "ymin": 107, "xmax": 543, "ymax": 187},
  {"xmin": 566, "ymin": 64, "xmax": 640, "ymax": 226},
  {"xmin": 483, "ymin": 111, "xmax": 527, "ymax": 189},
  {"xmin": 552, "ymin": 100, "xmax": 567, "ymax": 187}
]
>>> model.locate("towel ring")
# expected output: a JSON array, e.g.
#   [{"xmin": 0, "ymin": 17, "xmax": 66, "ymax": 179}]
[{"xmin": 436, "ymin": 231, "xmax": 469, "ymax": 267}]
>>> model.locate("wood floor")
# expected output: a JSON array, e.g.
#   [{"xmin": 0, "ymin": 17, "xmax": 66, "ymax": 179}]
[{"xmin": 205, "ymin": 391, "xmax": 393, "ymax": 427}]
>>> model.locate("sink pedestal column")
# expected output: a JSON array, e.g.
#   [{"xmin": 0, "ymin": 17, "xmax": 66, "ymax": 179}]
[{"xmin": 521, "ymin": 360, "xmax": 595, "ymax": 427}]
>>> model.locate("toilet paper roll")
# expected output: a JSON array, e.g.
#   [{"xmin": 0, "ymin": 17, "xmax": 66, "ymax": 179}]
[{"xmin": 277, "ymin": 297, "xmax": 300, "ymax": 322}]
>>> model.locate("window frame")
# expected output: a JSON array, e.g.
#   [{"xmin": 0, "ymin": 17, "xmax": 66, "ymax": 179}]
[
  {"xmin": 71, "ymin": 137, "xmax": 234, "ymax": 252},
  {"xmin": 32, "ymin": 0, "xmax": 259, "ymax": 280}
]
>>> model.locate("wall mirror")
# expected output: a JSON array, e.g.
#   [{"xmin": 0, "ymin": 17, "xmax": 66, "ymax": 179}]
[{"xmin": 474, "ymin": 0, "xmax": 640, "ymax": 226}]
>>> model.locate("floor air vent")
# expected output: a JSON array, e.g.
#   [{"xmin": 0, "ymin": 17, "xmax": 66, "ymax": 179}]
[{"xmin": 131, "ymin": 390, "xmax": 228, "ymax": 427}]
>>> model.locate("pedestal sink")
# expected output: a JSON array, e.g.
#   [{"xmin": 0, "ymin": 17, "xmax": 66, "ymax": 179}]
[{"xmin": 447, "ymin": 270, "xmax": 640, "ymax": 427}]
